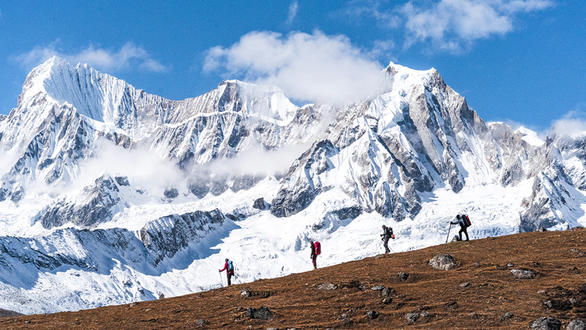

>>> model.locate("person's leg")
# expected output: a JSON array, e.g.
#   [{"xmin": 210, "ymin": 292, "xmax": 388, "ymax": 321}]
[
  {"xmin": 227, "ymin": 273, "xmax": 231, "ymax": 285},
  {"xmin": 459, "ymin": 228, "xmax": 464, "ymax": 241},
  {"xmin": 312, "ymin": 255, "xmax": 317, "ymax": 269},
  {"xmin": 464, "ymin": 229, "xmax": 469, "ymax": 241},
  {"xmin": 383, "ymin": 238, "xmax": 390, "ymax": 253}
]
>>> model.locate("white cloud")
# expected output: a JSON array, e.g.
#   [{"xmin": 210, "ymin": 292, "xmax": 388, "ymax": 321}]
[
  {"xmin": 400, "ymin": 0, "xmax": 553, "ymax": 51},
  {"xmin": 551, "ymin": 109, "xmax": 586, "ymax": 138},
  {"xmin": 286, "ymin": 1, "xmax": 299, "ymax": 25},
  {"xmin": 339, "ymin": 0, "xmax": 401, "ymax": 29},
  {"xmin": 203, "ymin": 30, "xmax": 391, "ymax": 105},
  {"xmin": 341, "ymin": 0, "xmax": 553, "ymax": 52},
  {"xmin": 14, "ymin": 41, "xmax": 169, "ymax": 73}
]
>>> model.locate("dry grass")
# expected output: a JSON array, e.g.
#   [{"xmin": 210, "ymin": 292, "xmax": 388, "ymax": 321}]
[{"xmin": 1, "ymin": 228, "xmax": 584, "ymax": 329}]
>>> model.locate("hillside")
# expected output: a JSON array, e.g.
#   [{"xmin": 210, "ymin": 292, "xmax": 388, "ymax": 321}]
[
  {"xmin": 0, "ymin": 57, "xmax": 585, "ymax": 313},
  {"xmin": 1, "ymin": 228, "xmax": 584, "ymax": 329}
]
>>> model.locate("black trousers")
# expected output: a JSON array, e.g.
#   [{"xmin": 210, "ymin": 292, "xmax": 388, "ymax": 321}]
[
  {"xmin": 383, "ymin": 237, "xmax": 390, "ymax": 253},
  {"xmin": 226, "ymin": 272, "xmax": 233, "ymax": 285},
  {"xmin": 459, "ymin": 228, "xmax": 469, "ymax": 241}
]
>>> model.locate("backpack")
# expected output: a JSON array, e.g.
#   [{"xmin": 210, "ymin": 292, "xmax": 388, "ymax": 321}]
[
  {"xmin": 228, "ymin": 260, "xmax": 234, "ymax": 271},
  {"xmin": 314, "ymin": 241, "xmax": 321, "ymax": 255},
  {"xmin": 462, "ymin": 215, "xmax": 471, "ymax": 227}
]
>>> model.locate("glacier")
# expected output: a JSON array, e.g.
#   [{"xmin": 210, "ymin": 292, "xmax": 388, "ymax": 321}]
[{"xmin": 0, "ymin": 56, "xmax": 584, "ymax": 314}]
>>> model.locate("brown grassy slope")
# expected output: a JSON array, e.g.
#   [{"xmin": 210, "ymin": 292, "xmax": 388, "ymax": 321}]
[{"xmin": 1, "ymin": 228, "xmax": 584, "ymax": 329}]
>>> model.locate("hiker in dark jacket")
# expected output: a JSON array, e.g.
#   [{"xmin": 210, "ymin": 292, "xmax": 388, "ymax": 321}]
[
  {"xmin": 380, "ymin": 225, "xmax": 394, "ymax": 253},
  {"xmin": 310, "ymin": 240, "xmax": 317, "ymax": 270},
  {"xmin": 451, "ymin": 215, "xmax": 469, "ymax": 241},
  {"xmin": 219, "ymin": 258, "xmax": 234, "ymax": 285}
]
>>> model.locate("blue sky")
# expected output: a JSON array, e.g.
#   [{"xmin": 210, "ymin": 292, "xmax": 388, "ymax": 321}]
[{"xmin": 0, "ymin": 0, "xmax": 584, "ymax": 130}]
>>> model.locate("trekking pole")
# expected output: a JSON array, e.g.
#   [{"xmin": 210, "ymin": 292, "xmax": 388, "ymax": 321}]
[
  {"xmin": 218, "ymin": 272, "xmax": 224, "ymax": 288},
  {"xmin": 445, "ymin": 223, "xmax": 452, "ymax": 244}
]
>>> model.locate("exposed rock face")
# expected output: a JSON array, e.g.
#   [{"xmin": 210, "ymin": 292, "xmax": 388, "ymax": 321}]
[
  {"xmin": 139, "ymin": 209, "xmax": 227, "ymax": 265},
  {"xmin": 0, "ymin": 56, "xmax": 584, "ymax": 315},
  {"xmin": 271, "ymin": 140, "xmax": 338, "ymax": 217},
  {"xmin": 38, "ymin": 176, "xmax": 122, "ymax": 228},
  {"xmin": 163, "ymin": 188, "xmax": 179, "ymax": 199},
  {"xmin": 252, "ymin": 197, "xmax": 269, "ymax": 210}
]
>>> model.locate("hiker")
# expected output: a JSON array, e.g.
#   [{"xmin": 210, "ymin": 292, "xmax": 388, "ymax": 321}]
[
  {"xmin": 380, "ymin": 225, "xmax": 395, "ymax": 253},
  {"xmin": 451, "ymin": 214, "xmax": 470, "ymax": 241},
  {"xmin": 310, "ymin": 240, "xmax": 321, "ymax": 270},
  {"xmin": 219, "ymin": 258, "xmax": 235, "ymax": 285}
]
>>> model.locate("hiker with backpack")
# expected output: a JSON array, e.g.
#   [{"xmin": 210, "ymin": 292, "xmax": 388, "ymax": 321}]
[
  {"xmin": 380, "ymin": 225, "xmax": 395, "ymax": 253},
  {"xmin": 218, "ymin": 258, "xmax": 235, "ymax": 285},
  {"xmin": 309, "ymin": 240, "xmax": 321, "ymax": 270},
  {"xmin": 450, "ymin": 214, "xmax": 471, "ymax": 241}
]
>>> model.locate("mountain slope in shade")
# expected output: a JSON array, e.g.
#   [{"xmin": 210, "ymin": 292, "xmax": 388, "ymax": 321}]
[{"xmin": 0, "ymin": 57, "xmax": 583, "ymax": 313}]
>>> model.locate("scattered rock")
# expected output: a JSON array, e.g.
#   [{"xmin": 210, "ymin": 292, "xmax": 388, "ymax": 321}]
[
  {"xmin": 398, "ymin": 272, "xmax": 409, "ymax": 281},
  {"xmin": 566, "ymin": 319, "xmax": 586, "ymax": 330},
  {"xmin": 240, "ymin": 289, "xmax": 252, "ymax": 297},
  {"xmin": 530, "ymin": 316, "xmax": 561, "ymax": 330},
  {"xmin": 507, "ymin": 263, "xmax": 514, "ymax": 267},
  {"xmin": 316, "ymin": 283, "xmax": 338, "ymax": 290},
  {"xmin": 568, "ymin": 266, "xmax": 581, "ymax": 274},
  {"xmin": 420, "ymin": 311, "xmax": 430, "ymax": 319},
  {"xmin": 445, "ymin": 301, "xmax": 458, "ymax": 310},
  {"xmin": 371, "ymin": 285, "xmax": 385, "ymax": 291},
  {"xmin": 570, "ymin": 248, "xmax": 584, "ymax": 257},
  {"xmin": 538, "ymin": 290, "xmax": 547, "ymax": 295},
  {"xmin": 473, "ymin": 262, "xmax": 481, "ymax": 268},
  {"xmin": 338, "ymin": 313, "xmax": 351, "ymax": 325},
  {"xmin": 501, "ymin": 312, "xmax": 513, "ymax": 321},
  {"xmin": 381, "ymin": 287, "xmax": 392, "ymax": 298},
  {"xmin": 367, "ymin": 311, "xmax": 380, "ymax": 319},
  {"xmin": 511, "ymin": 269, "xmax": 536, "ymax": 279},
  {"xmin": 382, "ymin": 297, "xmax": 393, "ymax": 304},
  {"xmin": 24, "ymin": 320, "xmax": 30, "ymax": 324},
  {"xmin": 429, "ymin": 254, "xmax": 457, "ymax": 270},
  {"xmin": 246, "ymin": 307, "xmax": 273, "ymax": 320},
  {"xmin": 470, "ymin": 312, "xmax": 480, "ymax": 319},
  {"xmin": 406, "ymin": 312, "xmax": 419, "ymax": 324},
  {"xmin": 543, "ymin": 299, "xmax": 572, "ymax": 311},
  {"xmin": 459, "ymin": 282, "xmax": 470, "ymax": 288},
  {"xmin": 196, "ymin": 319, "xmax": 207, "ymax": 327}
]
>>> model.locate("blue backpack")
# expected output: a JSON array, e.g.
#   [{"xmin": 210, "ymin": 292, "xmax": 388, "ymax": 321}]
[{"xmin": 228, "ymin": 260, "xmax": 234, "ymax": 272}]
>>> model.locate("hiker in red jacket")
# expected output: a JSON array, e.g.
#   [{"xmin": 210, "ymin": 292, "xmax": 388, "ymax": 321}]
[
  {"xmin": 219, "ymin": 258, "xmax": 235, "ymax": 285},
  {"xmin": 310, "ymin": 240, "xmax": 321, "ymax": 270}
]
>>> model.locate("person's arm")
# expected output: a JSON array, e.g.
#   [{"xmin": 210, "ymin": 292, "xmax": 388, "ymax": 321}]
[
  {"xmin": 450, "ymin": 220, "xmax": 458, "ymax": 224},
  {"xmin": 219, "ymin": 262, "xmax": 227, "ymax": 272}
]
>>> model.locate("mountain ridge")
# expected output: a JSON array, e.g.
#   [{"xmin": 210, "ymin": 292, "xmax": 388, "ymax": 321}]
[{"xmin": 0, "ymin": 57, "xmax": 583, "ymax": 314}]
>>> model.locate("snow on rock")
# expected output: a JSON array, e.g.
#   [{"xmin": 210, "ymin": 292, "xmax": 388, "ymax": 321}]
[{"xmin": 0, "ymin": 56, "xmax": 583, "ymax": 314}]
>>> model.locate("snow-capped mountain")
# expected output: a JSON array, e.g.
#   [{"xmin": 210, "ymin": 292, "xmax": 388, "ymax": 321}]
[{"xmin": 0, "ymin": 57, "xmax": 583, "ymax": 314}]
